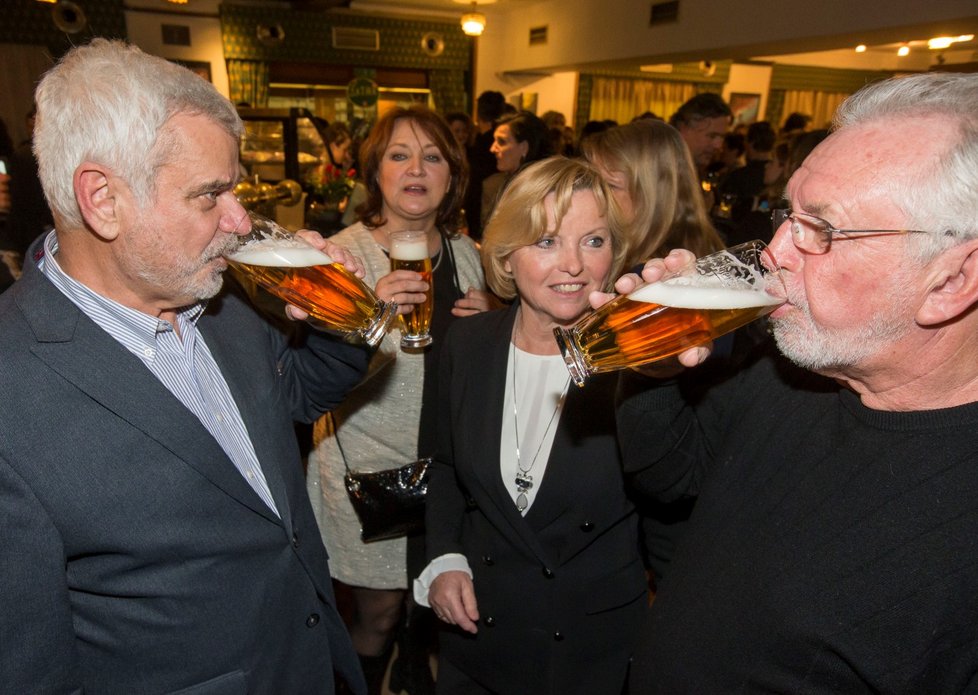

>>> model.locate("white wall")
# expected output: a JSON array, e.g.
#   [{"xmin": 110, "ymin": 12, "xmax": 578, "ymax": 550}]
[
  {"xmin": 723, "ymin": 63, "xmax": 773, "ymax": 124},
  {"xmin": 124, "ymin": 0, "xmax": 229, "ymax": 98}
]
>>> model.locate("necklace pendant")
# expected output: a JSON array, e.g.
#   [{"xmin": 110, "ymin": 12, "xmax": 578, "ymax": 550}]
[
  {"xmin": 514, "ymin": 471, "xmax": 534, "ymax": 491},
  {"xmin": 516, "ymin": 492, "xmax": 528, "ymax": 512}
]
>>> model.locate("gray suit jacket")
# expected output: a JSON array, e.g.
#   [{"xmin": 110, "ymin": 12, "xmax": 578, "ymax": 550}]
[{"xmin": 0, "ymin": 247, "xmax": 370, "ymax": 694}]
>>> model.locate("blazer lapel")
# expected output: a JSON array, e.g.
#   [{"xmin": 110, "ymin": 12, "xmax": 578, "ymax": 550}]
[
  {"xmin": 19, "ymin": 272, "xmax": 283, "ymax": 524},
  {"xmin": 465, "ymin": 305, "xmax": 556, "ymax": 565},
  {"xmin": 200, "ymin": 314, "xmax": 293, "ymax": 531}
]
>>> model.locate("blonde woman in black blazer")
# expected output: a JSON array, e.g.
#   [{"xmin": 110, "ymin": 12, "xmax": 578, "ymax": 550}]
[{"xmin": 415, "ymin": 157, "xmax": 647, "ymax": 694}]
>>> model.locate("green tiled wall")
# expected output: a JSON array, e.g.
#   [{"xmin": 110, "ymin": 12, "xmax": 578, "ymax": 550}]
[{"xmin": 0, "ymin": 0, "xmax": 126, "ymax": 58}]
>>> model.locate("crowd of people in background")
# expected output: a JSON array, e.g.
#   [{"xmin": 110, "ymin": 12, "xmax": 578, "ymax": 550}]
[{"xmin": 6, "ymin": 40, "xmax": 978, "ymax": 695}]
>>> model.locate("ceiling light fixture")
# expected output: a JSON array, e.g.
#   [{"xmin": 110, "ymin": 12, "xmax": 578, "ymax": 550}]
[
  {"xmin": 854, "ymin": 44, "xmax": 867, "ymax": 53},
  {"xmin": 897, "ymin": 45, "xmax": 910, "ymax": 57},
  {"xmin": 461, "ymin": 7, "xmax": 486, "ymax": 36},
  {"xmin": 928, "ymin": 34, "xmax": 974, "ymax": 50}
]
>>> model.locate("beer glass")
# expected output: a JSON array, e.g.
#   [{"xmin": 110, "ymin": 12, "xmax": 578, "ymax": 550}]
[
  {"xmin": 389, "ymin": 230, "xmax": 433, "ymax": 348},
  {"xmin": 225, "ymin": 212, "xmax": 397, "ymax": 347},
  {"xmin": 554, "ymin": 240, "xmax": 785, "ymax": 386}
]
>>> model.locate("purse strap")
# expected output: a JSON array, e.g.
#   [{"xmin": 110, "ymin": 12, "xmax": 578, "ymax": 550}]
[{"xmin": 330, "ymin": 412, "xmax": 352, "ymax": 474}]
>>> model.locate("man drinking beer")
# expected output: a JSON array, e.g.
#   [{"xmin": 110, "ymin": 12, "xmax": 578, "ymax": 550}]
[{"xmin": 615, "ymin": 72, "xmax": 978, "ymax": 692}]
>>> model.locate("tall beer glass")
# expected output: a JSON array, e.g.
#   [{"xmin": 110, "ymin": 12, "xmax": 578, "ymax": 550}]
[
  {"xmin": 554, "ymin": 240, "xmax": 785, "ymax": 386},
  {"xmin": 226, "ymin": 212, "xmax": 397, "ymax": 347},
  {"xmin": 389, "ymin": 230, "xmax": 433, "ymax": 349}
]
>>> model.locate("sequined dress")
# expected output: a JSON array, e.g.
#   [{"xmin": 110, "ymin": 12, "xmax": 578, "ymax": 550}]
[{"xmin": 305, "ymin": 222, "xmax": 485, "ymax": 589}]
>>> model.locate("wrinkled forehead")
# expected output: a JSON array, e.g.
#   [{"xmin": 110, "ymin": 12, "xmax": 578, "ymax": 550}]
[{"xmin": 787, "ymin": 115, "xmax": 955, "ymax": 219}]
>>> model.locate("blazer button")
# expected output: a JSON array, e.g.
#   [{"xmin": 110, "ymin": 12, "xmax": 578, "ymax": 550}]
[
  {"xmin": 292, "ymin": 531, "xmax": 300, "ymax": 548},
  {"xmin": 306, "ymin": 613, "xmax": 320, "ymax": 628},
  {"xmin": 542, "ymin": 567, "xmax": 554, "ymax": 579},
  {"xmin": 466, "ymin": 497, "xmax": 478, "ymax": 509},
  {"xmin": 483, "ymin": 616, "xmax": 496, "ymax": 627},
  {"xmin": 553, "ymin": 631, "xmax": 564, "ymax": 641},
  {"xmin": 580, "ymin": 521, "xmax": 595, "ymax": 532},
  {"xmin": 482, "ymin": 555, "xmax": 494, "ymax": 566}
]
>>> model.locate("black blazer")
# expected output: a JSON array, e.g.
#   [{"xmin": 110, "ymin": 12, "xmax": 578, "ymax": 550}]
[
  {"xmin": 0, "ymin": 249, "xmax": 370, "ymax": 694},
  {"xmin": 425, "ymin": 304, "xmax": 647, "ymax": 695}
]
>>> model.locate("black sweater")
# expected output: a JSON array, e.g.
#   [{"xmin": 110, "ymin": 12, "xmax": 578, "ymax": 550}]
[{"xmin": 619, "ymin": 351, "xmax": 978, "ymax": 693}]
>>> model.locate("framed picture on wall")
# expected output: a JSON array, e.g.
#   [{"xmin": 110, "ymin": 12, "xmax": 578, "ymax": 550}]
[
  {"xmin": 171, "ymin": 60, "xmax": 213, "ymax": 84},
  {"xmin": 729, "ymin": 93, "xmax": 761, "ymax": 126}
]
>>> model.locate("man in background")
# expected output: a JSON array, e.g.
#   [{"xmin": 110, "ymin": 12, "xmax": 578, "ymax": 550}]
[
  {"xmin": 464, "ymin": 89, "xmax": 505, "ymax": 241},
  {"xmin": 669, "ymin": 92, "xmax": 732, "ymax": 177}
]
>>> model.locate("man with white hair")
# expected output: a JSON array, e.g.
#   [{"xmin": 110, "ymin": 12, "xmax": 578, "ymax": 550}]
[
  {"xmin": 618, "ymin": 72, "xmax": 978, "ymax": 691},
  {"xmin": 0, "ymin": 40, "xmax": 369, "ymax": 693}
]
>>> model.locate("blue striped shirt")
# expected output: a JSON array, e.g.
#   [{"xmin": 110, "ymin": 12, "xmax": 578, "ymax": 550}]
[{"xmin": 38, "ymin": 231, "xmax": 280, "ymax": 517}]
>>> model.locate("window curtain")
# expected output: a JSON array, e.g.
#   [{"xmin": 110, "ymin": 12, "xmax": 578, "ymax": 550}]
[
  {"xmin": 779, "ymin": 90, "xmax": 849, "ymax": 131},
  {"xmin": 227, "ymin": 60, "xmax": 269, "ymax": 108},
  {"xmin": 589, "ymin": 77, "xmax": 697, "ymax": 124}
]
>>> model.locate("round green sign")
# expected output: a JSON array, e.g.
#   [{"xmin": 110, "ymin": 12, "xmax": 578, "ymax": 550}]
[{"xmin": 347, "ymin": 77, "xmax": 379, "ymax": 108}]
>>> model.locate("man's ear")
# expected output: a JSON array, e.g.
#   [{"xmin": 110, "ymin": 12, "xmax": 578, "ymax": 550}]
[
  {"xmin": 917, "ymin": 239, "xmax": 978, "ymax": 326},
  {"xmin": 74, "ymin": 162, "xmax": 122, "ymax": 241}
]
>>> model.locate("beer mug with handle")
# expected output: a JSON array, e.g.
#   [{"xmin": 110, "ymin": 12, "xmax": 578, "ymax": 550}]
[
  {"xmin": 225, "ymin": 211, "xmax": 397, "ymax": 347},
  {"xmin": 554, "ymin": 240, "xmax": 785, "ymax": 386},
  {"xmin": 389, "ymin": 230, "xmax": 434, "ymax": 349}
]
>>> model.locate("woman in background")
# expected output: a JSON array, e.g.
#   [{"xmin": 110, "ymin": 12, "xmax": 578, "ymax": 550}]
[
  {"xmin": 581, "ymin": 118, "xmax": 724, "ymax": 267},
  {"xmin": 581, "ymin": 119, "xmax": 727, "ymax": 588},
  {"xmin": 480, "ymin": 110, "xmax": 552, "ymax": 228},
  {"xmin": 417, "ymin": 157, "xmax": 646, "ymax": 694},
  {"xmin": 305, "ymin": 105, "xmax": 491, "ymax": 694}
]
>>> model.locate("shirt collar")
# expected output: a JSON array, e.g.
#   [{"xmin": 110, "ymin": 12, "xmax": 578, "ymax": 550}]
[{"xmin": 38, "ymin": 230, "xmax": 208, "ymax": 358}]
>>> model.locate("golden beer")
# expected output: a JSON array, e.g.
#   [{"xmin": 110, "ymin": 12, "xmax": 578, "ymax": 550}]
[
  {"xmin": 555, "ymin": 240, "xmax": 784, "ymax": 385},
  {"xmin": 389, "ymin": 231, "xmax": 433, "ymax": 348},
  {"xmin": 227, "ymin": 241, "xmax": 396, "ymax": 347}
]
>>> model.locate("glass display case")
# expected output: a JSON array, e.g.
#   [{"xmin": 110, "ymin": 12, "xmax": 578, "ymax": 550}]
[{"xmin": 238, "ymin": 107, "xmax": 327, "ymax": 186}]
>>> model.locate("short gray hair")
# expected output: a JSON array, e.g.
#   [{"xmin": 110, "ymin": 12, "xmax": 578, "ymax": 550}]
[
  {"xmin": 834, "ymin": 72, "xmax": 978, "ymax": 256},
  {"xmin": 34, "ymin": 39, "xmax": 243, "ymax": 229}
]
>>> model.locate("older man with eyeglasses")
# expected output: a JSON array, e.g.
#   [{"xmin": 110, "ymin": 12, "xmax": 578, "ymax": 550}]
[{"xmin": 613, "ymin": 72, "xmax": 978, "ymax": 693}]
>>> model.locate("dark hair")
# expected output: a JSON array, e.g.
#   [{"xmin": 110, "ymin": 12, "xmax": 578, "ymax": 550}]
[
  {"xmin": 782, "ymin": 112, "xmax": 811, "ymax": 133},
  {"xmin": 357, "ymin": 105, "xmax": 468, "ymax": 233},
  {"xmin": 746, "ymin": 121, "xmax": 776, "ymax": 152},
  {"xmin": 0, "ymin": 118, "xmax": 13, "ymax": 158},
  {"xmin": 496, "ymin": 111, "xmax": 553, "ymax": 165},
  {"xmin": 444, "ymin": 111, "xmax": 471, "ymax": 126},
  {"xmin": 787, "ymin": 129, "xmax": 829, "ymax": 176},
  {"xmin": 669, "ymin": 93, "xmax": 732, "ymax": 128},
  {"xmin": 723, "ymin": 132, "xmax": 746, "ymax": 156},
  {"xmin": 476, "ymin": 90, "xmax": 505, "ymax": 123}
]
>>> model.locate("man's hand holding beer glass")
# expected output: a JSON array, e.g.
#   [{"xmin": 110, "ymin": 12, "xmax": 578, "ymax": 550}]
[
  {"xmin": 570, "ymin": 241, "xmax": 785, "ymax": 383},
  {"xmin": 590, "ymin": 249, "xmax": 712, "ymax": 376},
  {"xmin": 226, "ymin": 211, "xmax": 397, "ymax": 346},
  {"xmin": 283, "ymin": 228, "xmax": 366, "ymax": 321}
]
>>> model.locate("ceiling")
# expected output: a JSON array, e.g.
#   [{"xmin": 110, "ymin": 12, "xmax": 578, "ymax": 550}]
[{"xmin": 346, "ymin": 0, "xmax": 977, "ymax": 74}]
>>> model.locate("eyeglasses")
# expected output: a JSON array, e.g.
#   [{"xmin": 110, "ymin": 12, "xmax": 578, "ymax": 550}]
[{"xmin": 772, "ymin": 208, "xmax": 933, "ymax": 254}]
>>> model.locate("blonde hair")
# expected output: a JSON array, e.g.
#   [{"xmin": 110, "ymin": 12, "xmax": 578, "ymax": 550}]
[
  {"xmin": 581, "ymin": 119, "xmax": 723, "ymax": 266},
  {"xmin": 481, "ymin": 157, "xmax": 628, "ymax": 300}
]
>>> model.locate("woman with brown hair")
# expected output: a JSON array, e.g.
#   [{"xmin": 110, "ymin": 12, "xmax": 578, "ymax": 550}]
[{"xmin": 305, "ymin": 105, "xmax": 492, "ymax": 694}]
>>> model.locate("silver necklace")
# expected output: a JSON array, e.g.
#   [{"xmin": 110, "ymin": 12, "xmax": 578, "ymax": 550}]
[{"xmin": 511, "ymin": 342, "xmax": 570, "ymax": 513}]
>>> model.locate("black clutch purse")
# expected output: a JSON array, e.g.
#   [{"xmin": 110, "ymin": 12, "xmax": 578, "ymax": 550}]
[
  {"xmin": 343, "ymin": 458, "xmax": 430, "ymax": 543},
  {"xmin": 331, "ymin": 414, "xmax": 430, "ymax": 543}
]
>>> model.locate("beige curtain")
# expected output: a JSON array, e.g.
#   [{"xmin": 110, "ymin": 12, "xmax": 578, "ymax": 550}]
[
  {"xmin": 779, "ymin": 90, "xmax": 849, "ymax": 131},
  {"xmin": 227, "ymin": 60, "xmax": 269, "ymax": 108},
  {"xmin": 589, "ymin": 77, "xmax": 697, "ymax": 124}
]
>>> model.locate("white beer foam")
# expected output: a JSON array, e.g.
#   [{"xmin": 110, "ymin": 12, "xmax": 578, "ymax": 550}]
[
  {"xmin": 228, "ymin": 242, "xmax": 333, "ymax": 267},
  {"xmin": 390, "ymin": 238, "xmax": 428, "ymax": 261},
  {"xmin": 628, "ymin": 281, "xmax": 782, "ymax": 309}
]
